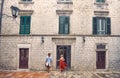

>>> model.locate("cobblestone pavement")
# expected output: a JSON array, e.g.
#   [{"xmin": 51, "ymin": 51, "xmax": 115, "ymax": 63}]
[
  {"xmin": 94, "ymin": 72, "xmax": 120, "ymax": 78},
  {"xmin": 50, "ymin": 71, "xmax": 86, "ymax": 78},
  {"xmin": 0, "ymin": 71, "xmax": 120, "ymax": 78},
  {"xmin": 50, "ymin": 71, "xmax": 120, "ymax": 78}
]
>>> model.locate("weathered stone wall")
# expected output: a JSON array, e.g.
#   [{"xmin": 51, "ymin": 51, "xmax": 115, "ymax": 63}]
[
  {"xmin": 1, "ymin": 0, "xmax": 120, "ymax": 35},
  {"xmin": 0, "ymin": 36, "xmax": 120, "ymax": 71},
  {"xmin": 0, "ymin": 36, "xmax": 54, "ymax": 70},
  {"xmin": 0, "ymin": 0, "xmax": 120, "ymax": 71}
]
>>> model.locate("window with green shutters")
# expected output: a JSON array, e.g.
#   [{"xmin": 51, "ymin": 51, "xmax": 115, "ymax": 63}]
[
  {"xmin": 20, "ymin": 16, "xmax": 31, "ymax": 34},
  {"xmin": 96, "ymin": 0, "xmax": 105, "ymax": 2},
  {"xmin": 93, "ymin": 17, "xmax": 111, "ymax": 35},
  {"xmin": 58, "ymin": 0, "xmax": 71, "ymax": 1},
  {"xmin": 21, "ymin": 0, "xmax": 32, "ymax": 1},
  {"xmin": 59, "ymin": 16, "xmax": 70, "ymax": 34}
]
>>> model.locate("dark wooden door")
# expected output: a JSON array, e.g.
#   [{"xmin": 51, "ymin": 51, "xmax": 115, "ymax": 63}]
[
  {"xmin": 56, "ymin": 45, "xmax": 71, "ymax": 70},
  {"xmin": 19, "ymin": 48, "xmax": 29, "ymax": 69},
  {"xmin": 96, "ymin": 51, "xmax": 106, "ymax": 69}
]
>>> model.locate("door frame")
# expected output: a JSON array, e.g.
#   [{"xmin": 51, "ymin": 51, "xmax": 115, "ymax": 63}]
[
  {"xmin": 95, "ymin": 43, "xmax": 108, "ymax": 70},
  {"xmin": 17, "ymin": 44, "xmax": 31, "ymax": 70}
]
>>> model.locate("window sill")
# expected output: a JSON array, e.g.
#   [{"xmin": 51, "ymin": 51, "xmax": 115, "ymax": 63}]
[
  {"xmin": 94, "ymin": 2, "xmax": 108, "ymax": 6},
  {"xmin": 57, "ymin": 1, "xmax": 73, "ymax": 4},
  {"xmin": 19, "ymin": 1, "xmax": 34, "ymax": 4},
  {"xmin": 93, "ymin": 34, "xmax": 111, "ymax": 36}
]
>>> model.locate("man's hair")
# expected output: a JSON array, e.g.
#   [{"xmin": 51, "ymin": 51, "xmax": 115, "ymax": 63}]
[{"xmin": 48, "ymin": 53, "xmax": 51, "ymax": 56}]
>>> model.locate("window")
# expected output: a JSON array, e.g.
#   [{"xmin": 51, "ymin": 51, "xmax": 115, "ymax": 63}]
[
  {"xmin": 59, "ymin": 16, "xmax": 70, "ymax": 34},
  {"xmin": 19, "ymin": 0, "xmax": 34, "ymax": 4},
  {"xmin": 97, "ymin": 44, "xmax": 106, "ymax": 49},
  {"xmin": 58, "ymin": 0, "xmax": 71, "ymax": 1},
  {"xmin": 21, "ymin": 0, "xmax": 32, "ymax": 1},
  {"xmin": 96, "ymin": 0, "xmax": 105, "ymax": 2},
  {"xmin": 57, "ymin": 0, "xmax": 72, "ymax": 4},
  {"xmin": 20, "ymin": 16, "xmax": 31, "ymax": 34},
  {"xmin": 93, "ymin": 17, "xmax": 111, "ymax": 35}
]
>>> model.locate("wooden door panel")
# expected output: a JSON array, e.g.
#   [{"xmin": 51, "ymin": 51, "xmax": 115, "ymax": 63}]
[
  {"xmin": 19, "ymin": 48, "xmax": 29, "ymax": 69},
  {"xmin": 96, "ymin": 51, "xmax": 106, "ymax": 69}
]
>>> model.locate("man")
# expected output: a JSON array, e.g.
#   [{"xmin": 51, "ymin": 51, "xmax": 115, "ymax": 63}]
[{"xmin": 45, "ymin": 53, "xmax": 52, "ymax": 73}]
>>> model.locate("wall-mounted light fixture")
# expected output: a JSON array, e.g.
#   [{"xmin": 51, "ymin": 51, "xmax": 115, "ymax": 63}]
[
  {"xmin": 1, "ymin": 6, "xmax": 20, "ymax": 18},
  {"xmin": 10, "ymin": 6, "xmax": 20, "ymax": 18},
  {"xmin": 82, "ymin": 36, "xmax": 85, "ymax": 43},
  {"xmin": 0, "ymin": 5, "xmax": 20, "ymax": 33},
  {"xmin": 41, "ymin": 36, "xmax": 44, "ymax": 43}
]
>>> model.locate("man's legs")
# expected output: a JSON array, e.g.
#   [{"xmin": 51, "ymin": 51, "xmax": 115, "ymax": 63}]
[{"xmin": 47, "ymin": 66, "xmax": 50, "ymax": 73}]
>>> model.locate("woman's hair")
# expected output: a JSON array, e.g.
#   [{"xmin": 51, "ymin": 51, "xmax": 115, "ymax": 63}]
[{"xmin": 60, "ymin": 54, "xmax": 63, "ymax": 57}]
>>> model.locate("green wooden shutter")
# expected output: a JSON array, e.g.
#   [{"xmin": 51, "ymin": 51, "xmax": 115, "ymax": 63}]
[
  {"xmin": 20, "ymin": 16, "xmax": 31, "ymax": 34},
  {"xmin": 106, "ymin": 17, "xmax": 111, "ymax": 35},
  {"xmin": 96, "ymin": 0, "xmax": 105, "ymax": 2},
  {"xmin": 59, "ymin": 16, "xmax": 65, "ymax": 34},
  {"xmin": 93, "ymin": 17, "xmax": 97, "ymax": 35},
  {"xmin": 64, "ymin": 16, "xmax": 69, "ymax": 34},
  {"xmin": 59, "ymin": 16, "xmax": 69, "ymax": 34},
  {"xmin": 96, "ymin": 0, "xmax": 99, "ymax": 2},
  {"xmin": 20, "ymin": 16, "xmax": 25, "ymax": 34},
  {"xmin": 25, "ymin": 16, "xmax": 31, "ymax": 34},
  {"xmin": 102, "ymin": 0, "xmax": 105, "ymax": 2}
]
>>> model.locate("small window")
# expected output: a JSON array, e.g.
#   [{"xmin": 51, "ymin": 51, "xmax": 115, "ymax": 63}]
[
  {"xmin": 57, "ymin": 0, "xmax": 73, "ymax": 4},
  {"xmin": 21, "ymin": 0, "xmax": 32, "ymax": 1},
  {"xmin": 96, "ymin": 0, "xmax": 105, "ymax": 2},
  {"xmin": 58, "ymin": 0, "xmax": 71, "ymax": 1},
  {"xmin": 97, "ymin": 44, "xmax": 106, "ymax": 49}
]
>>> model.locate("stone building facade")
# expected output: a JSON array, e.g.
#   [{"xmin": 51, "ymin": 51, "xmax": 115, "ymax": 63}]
[{"xmin": 0, "ymin": 0, "xmax": 120, "ymax": 71}]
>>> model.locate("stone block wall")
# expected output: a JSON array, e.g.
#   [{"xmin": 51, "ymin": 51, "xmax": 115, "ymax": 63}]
[
  {"xmin": 0, "ymin": 36, "xmax": 120, "ymax": 71},
  {"xmin": 1, "ymin": 0, "xmax": 120, "ymax": 35},
  {"xmin": 0, "ymin": 0, "xmax": 120, "ymax": 71}
]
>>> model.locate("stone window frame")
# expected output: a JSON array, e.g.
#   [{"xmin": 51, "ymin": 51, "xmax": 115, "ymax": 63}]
[
  {"xmin": 18, "ymin": 10, "xmax": 34, "ymax": 16},
  {"xmin": 19, "ymin": 0, "xmax": 34, "ymax": 4},
  {"xmin": 57, "ymin": 0, "xmax": 73, "ymax": 4},
  {"xmin": 56, "ymin": 10, "xmax": 73, "ymax": 35},
  {"xmin": 94, "ymin": 11, "xmax": 109, "ymax": 16},
  {"xmin": 17, "ymin": 44, "xmax": 31, "ymax": 70},
  {"xmin": 18, "ymin": 10, "xmax": 33, "ymax": 35},
  {"xmin": 56, "ymin": 10, "xmax": 73, "ymax": 15}
]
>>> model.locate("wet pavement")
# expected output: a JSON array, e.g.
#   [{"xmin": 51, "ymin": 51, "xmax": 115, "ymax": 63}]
[
  {"xmin": 0, "ymin": 71, "xmax": 49, "ymax": 78},
  {"xmin": 0, "ymin": 70, "xmax": 120, "ymax": 78}
]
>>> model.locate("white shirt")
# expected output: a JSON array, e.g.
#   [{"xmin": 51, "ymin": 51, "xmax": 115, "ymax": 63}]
[{"xmin": 46, "ymin": 56, "xmax": 52, "ymax": 66}]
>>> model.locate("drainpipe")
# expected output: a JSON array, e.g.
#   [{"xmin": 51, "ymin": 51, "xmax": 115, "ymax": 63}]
[{"xmin": 0, "ymin": 0, "xmax": 4, "ymax": 34}]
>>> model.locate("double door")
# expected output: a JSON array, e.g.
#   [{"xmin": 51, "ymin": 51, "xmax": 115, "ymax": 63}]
[{"xmin": 56, "ymin": 45, "xmax": 71, "ymax": 70}]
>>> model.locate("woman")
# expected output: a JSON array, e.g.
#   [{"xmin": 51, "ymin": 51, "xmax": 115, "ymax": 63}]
[{"xmin": 58, "ymin": 54, "xmax": 67, "ymax": 72}]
